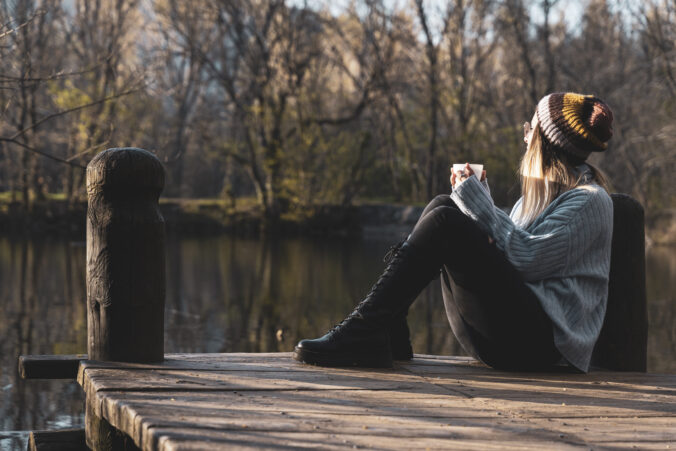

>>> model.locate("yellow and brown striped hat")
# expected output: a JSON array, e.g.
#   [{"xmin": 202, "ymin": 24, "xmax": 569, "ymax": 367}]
[{"xmin": 536, "ymin": 92, "xmax": 613, "ymax": 161}]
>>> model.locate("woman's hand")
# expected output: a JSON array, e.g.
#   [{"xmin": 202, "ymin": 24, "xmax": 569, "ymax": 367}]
[{"xmin": 450, "ymin": 163, "xmax": 487, "ymax": 188}]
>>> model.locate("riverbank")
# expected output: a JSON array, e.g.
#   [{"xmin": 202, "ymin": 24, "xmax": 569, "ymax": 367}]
[
  {"xmin": 1, "ymin": 195, "xmax": 673, "ymax": 244},
  {"xmin": 0, "ymin": 196, "xmax": 424, "ymax": 239}
]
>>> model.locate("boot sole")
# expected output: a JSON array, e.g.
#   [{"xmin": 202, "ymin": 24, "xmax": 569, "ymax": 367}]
[{"xmin": 293, "ymin": 346, "xmax": 393, "ymax": 368}]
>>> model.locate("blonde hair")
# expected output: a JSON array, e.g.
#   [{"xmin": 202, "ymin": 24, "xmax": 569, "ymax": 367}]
[{"xmin": 513, "ymin": 120, "xmax": 610, "ymax": 227}]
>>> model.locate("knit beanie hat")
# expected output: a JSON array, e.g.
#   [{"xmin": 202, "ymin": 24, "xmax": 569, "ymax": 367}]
[{"xmin": 536, "ymin": 92, "xmax": 613, "ymax": 162}]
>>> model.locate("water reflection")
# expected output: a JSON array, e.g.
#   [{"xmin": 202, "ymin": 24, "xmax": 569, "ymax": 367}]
[
  {"xmin": 646, "ymin": 246, "xmax": 676, "ymax": 374},
  {"xmin": 163, "ymin": 234, "xmax": 458, "ymax": 356},
  {"xmin": 0, "ymin": 238, "xmax": 86, "ymax": 451},
  {"xmin": 0, "ymin": 234, "xmax": 674, "ymax": 449}
]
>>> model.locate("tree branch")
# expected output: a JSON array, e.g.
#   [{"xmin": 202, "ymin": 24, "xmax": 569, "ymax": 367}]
[
  {"xmin": 8, "ymin": 86, "xmax": 140, "ymax": 141},
  {"xmin": 0, "ymin": 137, "xmax": 86, "ymax": 169}
]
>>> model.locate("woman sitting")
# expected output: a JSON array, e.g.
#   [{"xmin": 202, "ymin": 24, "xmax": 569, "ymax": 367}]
[{"xmin": 294, "ymin": 92, "xmax": 614, "ymax": 373}]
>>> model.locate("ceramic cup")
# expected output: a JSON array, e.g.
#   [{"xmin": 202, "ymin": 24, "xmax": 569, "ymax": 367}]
[{"xmin": 452, "ymin": 163, "xmax": 483, "ymax": 181}]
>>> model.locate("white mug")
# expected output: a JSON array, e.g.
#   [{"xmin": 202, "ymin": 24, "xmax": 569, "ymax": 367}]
[{"xmin": 452, "ymin": 163, "xmax": 483, "ymax": 180}]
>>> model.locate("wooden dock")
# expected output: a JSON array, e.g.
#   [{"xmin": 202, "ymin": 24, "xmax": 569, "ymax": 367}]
[
  {"xmin": 34, "ymin": 147, "xmax": 665, "ymax": 450},
  {"xmin": 76, "ymin": 352, "xmax": 676, "ymax": 450}
]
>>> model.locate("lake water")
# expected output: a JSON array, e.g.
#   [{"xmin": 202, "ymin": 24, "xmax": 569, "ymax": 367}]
[{"xmin": 1, "ymin": 234, "xmax": 674, "ymax": 450}]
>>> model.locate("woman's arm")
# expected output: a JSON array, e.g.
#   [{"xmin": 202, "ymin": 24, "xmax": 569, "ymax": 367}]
[{"xmin": 450, "ymin": 176, "xmax": 612, "ymax": 281}]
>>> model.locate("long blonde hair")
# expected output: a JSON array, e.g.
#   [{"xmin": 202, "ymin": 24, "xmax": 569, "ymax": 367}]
[{"xmin": 513, "ymin": 120, "xmax": 610, "ymax": 227}]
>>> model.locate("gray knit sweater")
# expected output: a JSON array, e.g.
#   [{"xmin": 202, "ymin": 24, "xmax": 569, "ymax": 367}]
[{"xmin": 450, "ymin": 166, "xmax": 613, "ymax": 372}]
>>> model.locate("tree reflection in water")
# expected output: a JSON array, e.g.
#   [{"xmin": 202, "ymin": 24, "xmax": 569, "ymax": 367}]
[
  {"xmin": 163, "ymin": 234, "xmax": 461, "ymax": 356},
  {"xmin": 0, "ymin": 238, "xmax": 86, "ymax": 451}
]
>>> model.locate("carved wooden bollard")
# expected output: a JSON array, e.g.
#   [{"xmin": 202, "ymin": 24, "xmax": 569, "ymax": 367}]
[{"xmin": 86, "ymin": 148, "xmax": 165, "ymax": 363}]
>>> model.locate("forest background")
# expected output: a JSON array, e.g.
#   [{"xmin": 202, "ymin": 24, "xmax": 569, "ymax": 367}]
[{"xmin": 1, "ymin": 0, "xmax": 675, "ymax": 241}]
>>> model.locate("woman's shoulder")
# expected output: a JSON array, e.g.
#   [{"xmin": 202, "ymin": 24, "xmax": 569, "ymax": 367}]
[
  {"xmin": 547, "ymin": 183, "xmax": 613, "ymax": 219},
  {"xmin": 561, "ymin": 183, "xmax": 611, "ymax": 204}
]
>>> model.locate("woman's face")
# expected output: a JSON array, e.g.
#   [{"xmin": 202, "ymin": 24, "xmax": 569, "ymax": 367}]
[{"xmin": 523, "ymin": 112, "xmax": 538, "ymax": 146}]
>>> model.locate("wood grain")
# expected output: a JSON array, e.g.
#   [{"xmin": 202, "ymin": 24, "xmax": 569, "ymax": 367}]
[
  {"xmin": 78, "ymin": 353, "xmax": 676, "ymax": 450},
  {"xmin": 86, "ymin": 147, "xmax": 165, "ymax": 363}
]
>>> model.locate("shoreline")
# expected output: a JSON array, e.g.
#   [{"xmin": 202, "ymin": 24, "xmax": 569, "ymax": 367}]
[
  {"xmin": 1, "ymin": 197, "xmax": 674, "ymax": 245},
  {"xmin": 0, "ymin": 198, "xmax": 424, "ymax": 239}
]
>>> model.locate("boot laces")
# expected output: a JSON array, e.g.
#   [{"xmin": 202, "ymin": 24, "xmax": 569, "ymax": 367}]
[
  {"xmin": 329, "ymin": 240, "xmax": 409, "ymax": 335},
  {"xmin": 382, "ymin": 238, "xmax": 407, "ymax": 264}
]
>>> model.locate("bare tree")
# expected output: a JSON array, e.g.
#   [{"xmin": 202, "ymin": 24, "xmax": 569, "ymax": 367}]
[
  {"xmin": 442, "ymin": 0, "xmax": 497, "ymax": 160},
  {"xmin": 0, "ymin": 1, "xmax": 63, "ymax": 207},
  {"xmin": 151, "ymin": 0, "xmax": 210, "ymax": 197},
  {"xmin": 414, "ymin": 0, "xmax": 442, "ymax": 199},
  {"xmin": 0, "ymin": 0, "xmax": 143, "ymax": 206},
  {"xmin": 57, "ymin": 0, "xmax": 144, "ymax": 201}
]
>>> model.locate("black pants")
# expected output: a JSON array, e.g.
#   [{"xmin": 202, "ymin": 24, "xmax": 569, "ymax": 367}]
[{"xmin": 408, "ymin": 195, "xmax": 560, "ymax": 371}]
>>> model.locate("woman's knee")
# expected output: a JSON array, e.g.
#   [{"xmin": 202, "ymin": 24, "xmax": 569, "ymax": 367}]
[
  {"xmin": 410, "ymin": 206, "xmax": 468, "ymax": 244},
  {"xmin": 424, "ymin": 205, "xmax": 466, "ymax": 226},
  {"xmin": 410, "ymin": 205, "xmax": 485, "ymax": 252},
  {"xmin": 429, "ymin": 194, "xmax": 455, "ymax": 209},
  {"xmin": 423, "ymin": 194, "xmax": 454, "ymax": 210},
  {"xmin": 420, "ymin": 195, "xmax": 458, "ymax": 220},
  {"xmin": 433, "ymin": 194, "xmax": 452, "ymax": 203}
]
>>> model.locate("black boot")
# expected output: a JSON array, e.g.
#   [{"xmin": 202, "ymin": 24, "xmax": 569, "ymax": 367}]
[
  {"xmin": 383, "ymin": 239, "xmax": 414, "ymax": 361},
  {"xmin": 390, "ymin": 315, "xmax": 413, "ymax": 361},
  {"xmin": 293, "ymin": 241, "xmax": 436, "ymax": 367}
]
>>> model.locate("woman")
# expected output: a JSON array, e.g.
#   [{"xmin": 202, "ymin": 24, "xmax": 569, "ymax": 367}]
[{"xmin": 293, "ymin": 92, "xmax": 614, "ymax": 373}]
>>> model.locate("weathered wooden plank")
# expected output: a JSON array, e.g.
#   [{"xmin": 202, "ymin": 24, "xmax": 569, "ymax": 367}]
[
  {"xmin": 28, "ymin": 428, "xmax": 87, "ymax": 451},
  {"xmin": 80, "ymin": 374, "xmax": 676, "ymax": 422},
  {"xmin": 79, "ymin": 368, "xmax": 444, "ymax": 395},
  {"xmin": 77, "ymin": 353, "xmax": 676, "ymax": 388},
  {"xmin": 92, "ymin": 390, "xmax": 492, "ymax": 443},
  {"xmin": 76, "ymin": 353, "xmax": 485, "ymax": 373},
  {"xmin": 93, "ymin": 389, "xmax": 488, "ymax": 416},
  {"xmin": 78, "ymin": 355, "xmax": 676, "ymax": 390},
  {"xmin": 93, "ymin": 393, "xmax": 676, "ymax": 444},
  {"xmin": 598, "ymin": 443, "xmax": 676, "ymax": 450},
  {"xmin": 87, "ymin": 388, "xmax": 676, "ymax": 422},
  {"xmin": 427, "ymin": 377, "xmax": 676, "ymax": 404},
  {"xmin": 403, "ymin": 365, "xmax": 676, "ymax": 387},
  {"xmin": 19, "ymin": 354, "xmax": 86, "ymax": 379},
  {"xmin": 79, "ymin": 366, "xmax": 676, "ymax": 416},
  {"xmin": 114, "ymin": 406, "xmax": 676, "ymax": 450},
  {"xmin": 525, "ymin": 417, "xmax": 676, "ymax": 443},
  {"xmin": 127, "ymin": 412, "xmax": 553, "ymax": 446},
  {"xmin": 146, "ymin": 427, "xmax": 616, "ymax": 451},
  {"xmin": 78, "ymin": 354, "xmax": 676, "ymax": 451}
]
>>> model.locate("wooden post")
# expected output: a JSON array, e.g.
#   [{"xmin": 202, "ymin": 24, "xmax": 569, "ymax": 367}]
[
  {"xmin": 86, "ymin": 147, "xmax": 165, "ymax": 363},
  {"xmin": 593, "ymin": 194, "xmax": 648, "ymax": 371},
  {"xmin": 28, "ymin": 428, "xmax": 87, "ymax": 451}
]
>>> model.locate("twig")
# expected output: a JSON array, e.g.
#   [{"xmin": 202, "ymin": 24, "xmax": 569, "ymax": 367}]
[
  {"xmin": 0, "ymin": 65, "xmax": 101, "ymax": 82},
  {"xmin": 8, "ymin": 87, "xmax": 140, "ymax": 141},
  {"xmin": 0, "ymin": 137, "xmax": 87, "ymax": 169},
  {"xmin": 66, "ymin": 138, "xmax": 111, "ymax": 162},
  {"xmin": 0, "ymin": 9, "xmax": 45, "ymax": 40}
]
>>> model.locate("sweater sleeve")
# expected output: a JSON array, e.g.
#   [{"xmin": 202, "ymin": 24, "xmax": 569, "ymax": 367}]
[
  {"xmin": 451, "ymin": 176, "xmax": 491, "ymax": 197},
  {"xmin": 450, "ymin": 176, "xmax": 600, "ymax": 282}
]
